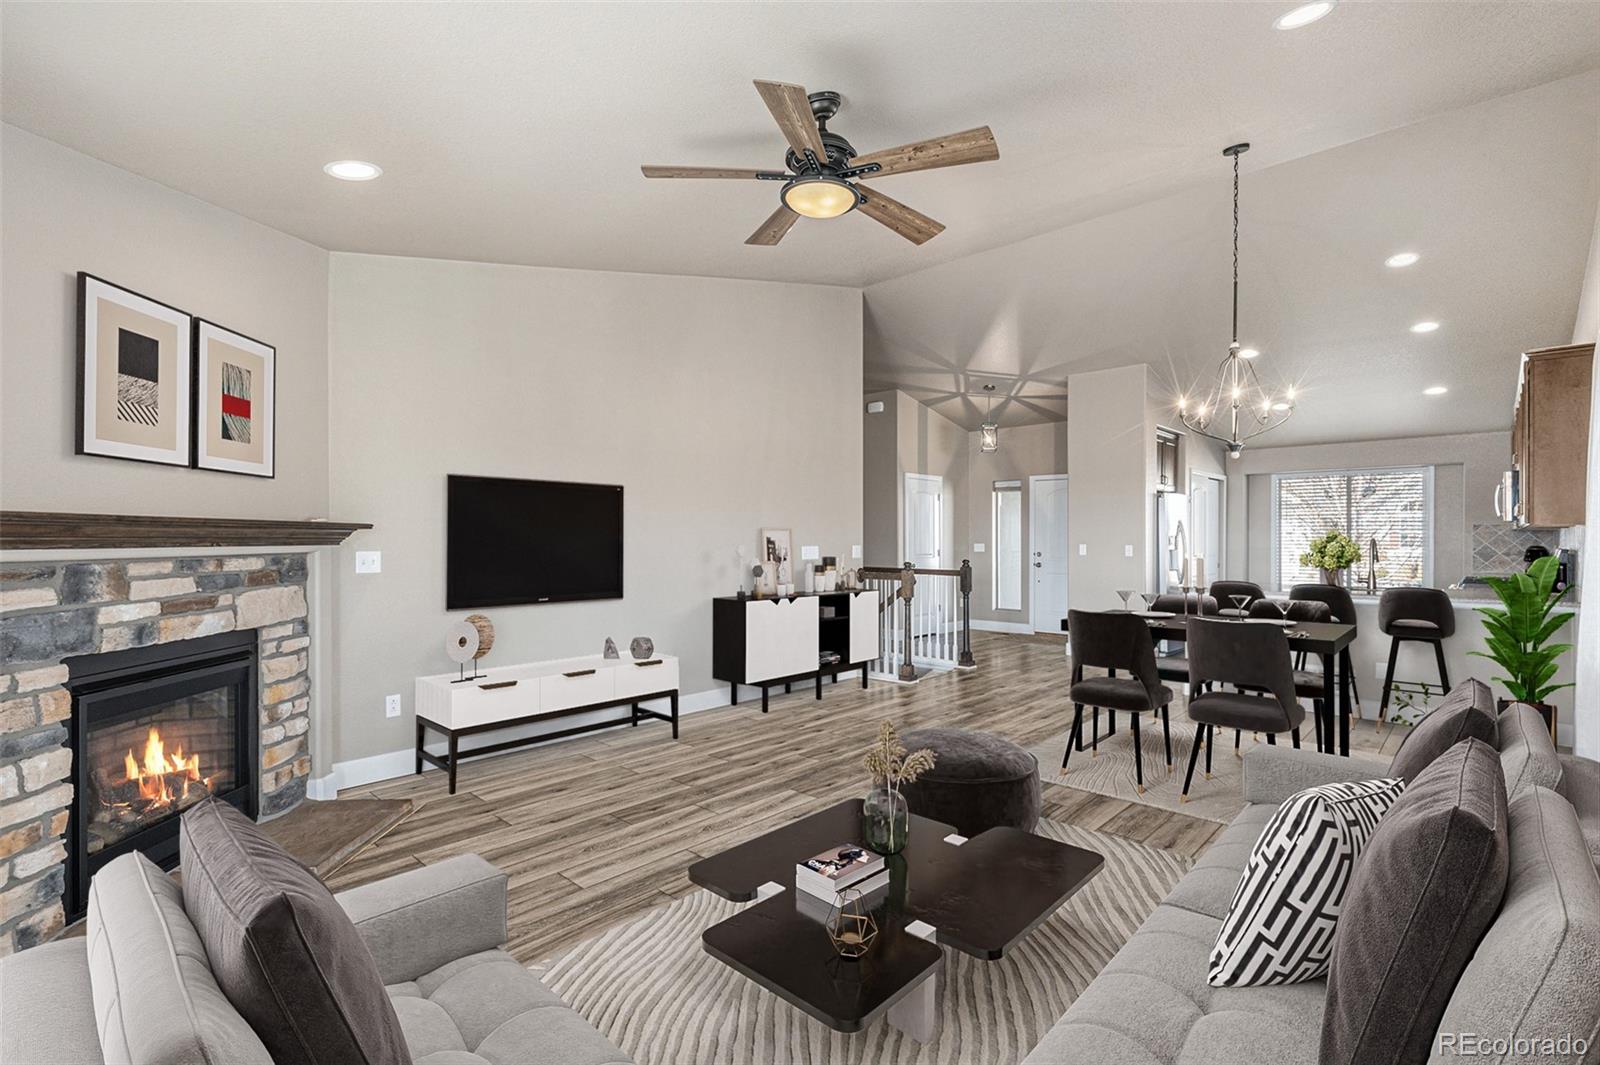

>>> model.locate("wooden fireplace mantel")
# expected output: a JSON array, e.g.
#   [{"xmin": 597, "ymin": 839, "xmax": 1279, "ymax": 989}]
[{"xmin": 0, "ymin": 511, "xmax": 373, "ymax": 550}]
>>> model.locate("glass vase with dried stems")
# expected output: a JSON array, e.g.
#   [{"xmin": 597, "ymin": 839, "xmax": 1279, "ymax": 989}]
[{"xmin": 861, "ymin": 722, "xmax": 937, "ymax": 855}]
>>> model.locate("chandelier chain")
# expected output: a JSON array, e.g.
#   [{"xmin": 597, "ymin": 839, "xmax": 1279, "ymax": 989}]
[{"xmin": 1231, "ymin": 148, "xmax": 1240, "ymax": 346}]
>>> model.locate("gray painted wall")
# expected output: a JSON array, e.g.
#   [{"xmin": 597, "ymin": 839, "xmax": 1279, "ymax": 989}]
[
  {"xmin": 0, "ymin": 125, "xmax": 331, "ymax": 518},
  {"xmin": 1224, "ymin": 430, "xmax": 1510, "ymax": 590},
  {"xmin": 1067, "ymin": 365, "xmax": 1152, "ymax": 611},
  {"xmin": 327, "ymin": 253, "xmax": 863, "ymax": 763}
]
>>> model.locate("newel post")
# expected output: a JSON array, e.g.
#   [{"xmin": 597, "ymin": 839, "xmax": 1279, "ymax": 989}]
[
  {"xmin": 958, "ymin": 559, "xmax": 976, "ymax": 668},
  {"xmin": 897, "ymin": 562, "xmax": 917, "ymax": 682}
]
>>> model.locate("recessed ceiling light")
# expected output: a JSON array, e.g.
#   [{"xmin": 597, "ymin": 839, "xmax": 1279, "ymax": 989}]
[
  {"xmin": 1423, "ymin": 385, "xmax": 1448, "ymax": 396},
  {"xmin": 1411, "ymin": 320, "xmax": 1440, "ymax": 333},
  {"xmin": 323, "ymin": 160, "xmax": 382, "ymax": 181},
  {"xmin": 1385, "ymin": 252, "xmax": 1420, "ymax": 268},
  {"xmin": 1274, "ymin": 1, "xmax": 1335, "ymax": 30},
  {"xmin": 1239, "ymin": 348, "xmax": 1260, "ymax": 359}
]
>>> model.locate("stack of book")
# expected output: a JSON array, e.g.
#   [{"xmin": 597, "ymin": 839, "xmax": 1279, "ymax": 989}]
[{"xmin": 795, "ymin": 843, "xmax": 887, "ymax": 904}]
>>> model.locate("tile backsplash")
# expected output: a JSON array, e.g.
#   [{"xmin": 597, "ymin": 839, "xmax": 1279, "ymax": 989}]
[{"xmin": 1471, "ymin": 523, "xmax": 1561, "ymax": 575}]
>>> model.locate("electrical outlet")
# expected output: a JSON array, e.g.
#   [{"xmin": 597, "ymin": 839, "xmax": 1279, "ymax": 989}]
[
  {"xmin": 801, "ymin": 545, "xmax": 820, "ymax": 561},
  {"xmin": 355, "ymin": 551, "xmax": 382, "ymax": 574},
  {"xmin": 1078, "ymin": 544, "xmax": 1087, "ymax": 556},
  {"xmin": 385, "ymin": 693, "xmax": 401, "ymax": 718},
  {"xmin": 973, "ymin": 543, "xmax": 986, "ymax": 553},
  {"xmin": 1124, "ymin": 544, "xmax": 1134, "ymax": 558}
]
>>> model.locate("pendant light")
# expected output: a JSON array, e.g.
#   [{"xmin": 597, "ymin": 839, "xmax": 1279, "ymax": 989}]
[
  {"xmin": 979, "ymin": 384, "xmax": 999, "ymax": 452},
  {"xmin": 1178, "ymin": 143, "xmax": 1294, "ymax": 460}
]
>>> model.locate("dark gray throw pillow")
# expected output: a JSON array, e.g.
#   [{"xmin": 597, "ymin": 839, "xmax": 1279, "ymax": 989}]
[
  {"xmin": 1321, "ymin": 738, "xmax": 1509, "ymax": 1065},
  {"xmin": 1387, "ymin": 678, "xmax": 1497, "ymax": 782},
  {"xmin": 179, "ymin": 799, "xmax": 413, "ymax": 1065}
]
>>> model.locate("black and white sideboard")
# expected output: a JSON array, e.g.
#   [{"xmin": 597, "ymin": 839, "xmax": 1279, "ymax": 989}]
[{"xmin": 711, "ymin": 590, "xmax": 880, "ymax": 712}]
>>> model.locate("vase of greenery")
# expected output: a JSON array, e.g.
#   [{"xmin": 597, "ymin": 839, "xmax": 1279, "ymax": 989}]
[
  {"xmin": 1468, "ymin": 555, "xmax": 1573, "ymax": 734},
  {"xmin": 1300, "ymin": 530, "xmax": 1363, "ymax": 587},
  {"xmin": 861, "ymin": 722, "xmax": 936, "ymax": 855}
]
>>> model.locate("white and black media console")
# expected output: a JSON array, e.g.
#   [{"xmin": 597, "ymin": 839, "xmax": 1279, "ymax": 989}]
[{"xmin": 711, "ymin": 590, "xmax": 879, "ymax": 713}]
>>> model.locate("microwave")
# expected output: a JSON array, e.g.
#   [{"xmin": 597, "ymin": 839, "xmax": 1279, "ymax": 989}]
[{"xmin": 1494, "ymin": 469, "xmax": 1522, "ymax": 526}]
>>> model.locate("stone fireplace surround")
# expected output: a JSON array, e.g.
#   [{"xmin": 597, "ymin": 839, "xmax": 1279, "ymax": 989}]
[{"xmin": 0, "ymin": 552, "xmax": 314, "ymax": 954}]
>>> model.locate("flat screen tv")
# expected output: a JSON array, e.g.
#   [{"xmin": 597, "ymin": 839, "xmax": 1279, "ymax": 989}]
[{"xmin": 446, "ymin": 475, "xmax": 623, "ymax": 609}]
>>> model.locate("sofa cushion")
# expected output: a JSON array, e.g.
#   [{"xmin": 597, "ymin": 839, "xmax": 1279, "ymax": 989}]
[
  {"xmin": 0, "ymin": 939, "xmax": 104, "ymax": 1065},
  {"xmin": 1020, "ymin": 903, "xmax": 1323, "ymax": 1065},
  {"xmin": 87, "ymin": 852, "xmax": 272, "ymax": 1065},
  {"xmin": 387, "ymin": 948, "xmax": 629, "ymax": 1065},
  {"xmin": 1558, "ymin": 753, "xmax": 1600, "ymax": 871},
  {"xmin": 1387, "ymin": 679, "xmax": 1497, "ymax": 783},
  {"xmin": 1435, "ymin": 786, "xmax": 1600, "ymax": 1062},
  {"xmin": 179, "ymin": 798, "xmax": 412, "ymax": 1065},
  {"xmin": 1498, "ymin": 702, "xmax": 1564, "ymax": 800},
  {"xmin": 1210, "ymin": 778, "xmax": 1405, "ymax": 986},
  {"xmin": 1321, "ymin": 738, "xmax": 1509, "ymax": 1065},
  {"xmin": 1162, "ymin": 804, "xmax": 1277, "ymax": 920}
]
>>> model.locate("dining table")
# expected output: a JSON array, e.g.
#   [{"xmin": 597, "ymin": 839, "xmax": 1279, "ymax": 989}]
[{"xmin": 1059, "ymin": 612, "xmax": 1358, "ymax": 756}]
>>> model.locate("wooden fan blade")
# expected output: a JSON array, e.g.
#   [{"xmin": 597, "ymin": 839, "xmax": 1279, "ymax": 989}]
[
  {"xmin": 855, "ymin": 186, "xmax": 945, "ymax": 245},
  {"xmin": 753, "ymin": 80, "xmax": 828, "ymax": 161},
  {"xmin": 641, "ymin": 165, "xmax": 771, "ymax": 179},
  {"xmin": 746, "ymin": 206, "xmax": 800, "ymax": 246},
  {"xmin": 851, "ymin": 126, "xmax": 998, "ymax": 177}
]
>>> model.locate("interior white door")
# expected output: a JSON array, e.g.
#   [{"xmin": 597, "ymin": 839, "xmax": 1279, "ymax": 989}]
[
  {"xmin": 1030, "ymin": 475, "xmax": 1070, "ymax": 632},
  {"xmin": 1190, "ymin": 472, "xmax": 1225, "ymax": 586},
  {"xmin": 904, "ymin": 474, "xmax": 943, "ymax": 568}
]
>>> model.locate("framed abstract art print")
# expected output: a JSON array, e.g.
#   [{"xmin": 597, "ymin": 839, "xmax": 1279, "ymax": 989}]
[
  {"xmin": 193, "ymin": 318, "xmax": 276, "ymax": 478},
  {"xmin": 76, "ymin": 273, "xmax": 193, "ymax": 466}
]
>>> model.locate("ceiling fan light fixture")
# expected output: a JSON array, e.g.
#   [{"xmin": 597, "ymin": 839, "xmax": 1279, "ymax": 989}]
[{"xmin": 782, "ymin": 175, "xmax": 857, "ymax": 219}]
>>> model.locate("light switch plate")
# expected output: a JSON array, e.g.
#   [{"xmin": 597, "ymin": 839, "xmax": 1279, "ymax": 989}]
[
  {"xmin": 851, "ymin": 545, "xmax": 862, "ymax": 559},
  {"xmin": 801, "ymin": 545, "xmax": 820, "ymax": 561},
  {"xmin": 973, "ymin": 543, "xmax": 986, "ymax": 553},
  {"xmin": 355, "ymin": 551, "xmax": 382, "ymax": 574},
  {"xmin": 1124, "ymin": 544, "xmax": 1134, "ymax": 558},
  {"xmin": 384, "ymin": 693, "xmax": 401, "ymax": 718},
  {"xmin": 866, "ymin": 400, "xmax": 886, "ymax": 414},
  {"xmin": 1078, "ymin": 544, "xmax": 1087, "ymax": 556}
]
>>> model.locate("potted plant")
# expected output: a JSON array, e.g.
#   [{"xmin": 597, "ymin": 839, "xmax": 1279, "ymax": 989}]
[
  {"xmin": 1469, "ymin": 555, "xmax": 1573, "ymax": 735},
  {"xmin": 861, "ymin": 722, "xmax": 936, "ymax": 854},
  {"xmin": 1299, "ymin": 530, "xmax": 1363, "ymax": 587}
]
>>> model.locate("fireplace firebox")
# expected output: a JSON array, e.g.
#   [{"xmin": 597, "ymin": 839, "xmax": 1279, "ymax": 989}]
[{"xmin": 63, "ymin": 629, "xmax": 258, "ymax": 919}]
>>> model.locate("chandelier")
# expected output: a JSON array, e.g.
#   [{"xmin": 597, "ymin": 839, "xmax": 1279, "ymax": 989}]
[
  {"xmin": 1179, "ymin": 142, "xmax": 1294, "ymax": 460},
  {"xmin": 979, "ymin": 384, "xmax": 999, "ymax": 452}
]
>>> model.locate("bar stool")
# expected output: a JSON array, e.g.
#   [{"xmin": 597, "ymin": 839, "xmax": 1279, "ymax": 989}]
[
  {"xmin": 1063, "ymin": 610, "xmax": 1174, "ymax": 794},
  {"xmin": 1378, "ymin": 587, "xmax": 1455, "ymax": 719},
  {"xmin": 1182, "ymin": 617, "xmax": 1305, "ymax": 802},
  {"xmin": 1290, "ymin": 583, "xmax": 1367, "ymax": 724},
  {"xmin": 1209, "ymin": 580, "xmax": 1266, "ymax": 617}
]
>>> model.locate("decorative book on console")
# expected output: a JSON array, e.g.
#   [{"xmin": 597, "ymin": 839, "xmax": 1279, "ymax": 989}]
[{"xmin": 795, "ymin": 844, "xmax": 886, "ymax": 902}]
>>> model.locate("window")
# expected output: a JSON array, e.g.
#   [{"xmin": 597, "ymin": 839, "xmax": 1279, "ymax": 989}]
[
  {"xmin": 993, "ymin": 481, "xmax": 1023, "ymax": 610},
  {"xmin": 1273, "ymin": 467, "xmax": 1432, "ymax": 590}
]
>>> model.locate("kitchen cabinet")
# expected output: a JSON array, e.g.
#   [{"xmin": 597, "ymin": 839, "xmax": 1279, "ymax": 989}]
[{"xmin": 1512, "ymin": 343, "xmax": 1592, "ymax": 528}]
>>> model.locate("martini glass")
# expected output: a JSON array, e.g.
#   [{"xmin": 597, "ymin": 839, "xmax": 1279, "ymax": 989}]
[
  {"xmin": 1140, "ymin": 592, "xmax": 1158, "ymax": 614},
  {"xmin": 1230, "ymin": 594, "xmax": 1251, "ymax": 620},
  {"xmin": 1116, "ymin": 589, "xmax": 1135, "ymax": 611}
]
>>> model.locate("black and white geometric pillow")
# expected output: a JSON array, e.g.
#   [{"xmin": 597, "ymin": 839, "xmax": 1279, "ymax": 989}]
[{"xmin": 1208, "ymin": 776, "xmax": 1406, "ymax": 987}]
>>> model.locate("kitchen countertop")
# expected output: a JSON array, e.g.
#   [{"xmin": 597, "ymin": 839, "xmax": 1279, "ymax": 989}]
[{"xmin": 1263, "ymin": 585, "xmax": 1581, "ymax": 607}]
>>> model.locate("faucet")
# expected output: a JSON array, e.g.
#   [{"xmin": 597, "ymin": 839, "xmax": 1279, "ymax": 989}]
[{"xmin": 1367, "ymin": 537, "xmax": 1379, "ymax": 595}]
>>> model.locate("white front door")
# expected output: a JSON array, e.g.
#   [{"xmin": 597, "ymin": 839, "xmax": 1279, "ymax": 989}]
[
  {"xmin": 1190, "ymin": 472, "xmax": 1226, "ymax": 587},
  {"xmin": 904, "ymin": 474, "xmax": 943, "ymax": 569},
  {"xmin": 1030, "ymin": 475, "xmax": 1070, "ymax": 633}
]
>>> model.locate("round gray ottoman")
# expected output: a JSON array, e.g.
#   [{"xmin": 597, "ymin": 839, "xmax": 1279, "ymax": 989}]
[{"xmin": 898, "ymin": 728, "xmax": 1041, "ymax": 838}]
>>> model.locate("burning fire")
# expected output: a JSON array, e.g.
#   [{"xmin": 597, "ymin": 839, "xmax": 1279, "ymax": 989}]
[{"xmin": 123, "ymin": 726, "xmax": 207, "ymax": 807}]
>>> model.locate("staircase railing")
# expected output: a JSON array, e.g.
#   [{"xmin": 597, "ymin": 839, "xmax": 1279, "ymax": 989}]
[{"xmin": 858, "ymin": 560, "xmax": 975, "ymax": 682}]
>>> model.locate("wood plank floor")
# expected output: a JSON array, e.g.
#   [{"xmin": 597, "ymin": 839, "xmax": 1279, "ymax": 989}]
[{"xmin": 334, "ymin": 630, "xmax": 1381, "ymax": 963}]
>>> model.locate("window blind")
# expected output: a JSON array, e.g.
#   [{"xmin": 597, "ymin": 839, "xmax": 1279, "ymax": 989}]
[{"xmin": 1274, "ymin": 467, "xmax": 1430, "ymax": 589}]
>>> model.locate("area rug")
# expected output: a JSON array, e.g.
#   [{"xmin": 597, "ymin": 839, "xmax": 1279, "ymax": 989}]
[
  {"xmin": 534, "ymin": 820, "xmax": 1190, "ymax": 1065},
  {"xmin": 1025, "ymin": 700, "xmax": 1389, "ymax": 824}
]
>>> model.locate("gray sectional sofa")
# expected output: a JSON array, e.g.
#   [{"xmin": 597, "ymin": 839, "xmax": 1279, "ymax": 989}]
[
  {"xmin": 0, "ymin": 849, "xmax": 630, "ymax": 1065},
  {"xmin": 1024, "ymin": 687, "xmax": 1600, "ymax": 1065}
]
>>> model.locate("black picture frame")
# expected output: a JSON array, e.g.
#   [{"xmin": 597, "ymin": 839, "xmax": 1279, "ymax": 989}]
[{"xmin": 75, "ymin": 272, "xmax": 194, "ymax": 468}]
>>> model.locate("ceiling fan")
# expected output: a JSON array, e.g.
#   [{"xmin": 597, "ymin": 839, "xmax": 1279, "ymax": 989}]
[{"xmin": 642, "ymin": 80, "xmax": 998, "ymax": 247}]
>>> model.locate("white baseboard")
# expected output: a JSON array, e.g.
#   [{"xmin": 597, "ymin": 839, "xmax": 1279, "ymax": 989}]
[
  {"xmin": 324, "ymin": 685, "xmax": 736, "ymax": 794},
  {"xmin": 971, "ymin": 620, "xmax": 1035, "ymax": 635}
]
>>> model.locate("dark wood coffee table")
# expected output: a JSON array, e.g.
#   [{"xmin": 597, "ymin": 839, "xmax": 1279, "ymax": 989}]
[{"xmin": 688, "ymin": 799, "xmax": 1104, "ymax": 1040}]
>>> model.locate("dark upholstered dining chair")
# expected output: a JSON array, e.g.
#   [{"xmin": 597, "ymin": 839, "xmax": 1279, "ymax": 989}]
[
  {"xmin": 1064, "ymin": 610, "xmax": 1174, "ymax": 794},
  {"xmin": 1236, "ymin": 598, "xmax": 1334, "ymax": 751},
  {"xmin": 1209, "ymin": 580, "xmax": 1266, "ymax": 617},
  {"xmin": 1148, "ymin": 593, "xmax": 1216, "ymax": 687},
  {"xmin": 1289, "ymin": 583, "xmax": 1368, "ymax": 725},
  {"xmin": 1378, "ymin": 587, "xmax": 1456, "ymax": 719},
  {"xmin": 1181, "ymin": 617, "xmax": 1305, "ymax": 802}
]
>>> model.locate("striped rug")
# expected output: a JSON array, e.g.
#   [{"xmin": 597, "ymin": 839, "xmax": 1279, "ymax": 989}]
[{"xmin": 535, "ymin": 820, "xmax": 1190, "ymax": 1065}]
